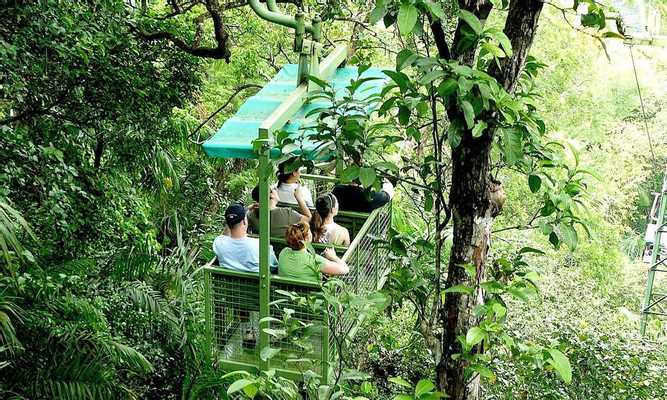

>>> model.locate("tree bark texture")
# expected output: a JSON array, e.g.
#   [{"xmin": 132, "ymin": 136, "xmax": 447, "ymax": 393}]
[{"xmin": 437, "ymin": 1, "xmax": 545, "ymax": 399}]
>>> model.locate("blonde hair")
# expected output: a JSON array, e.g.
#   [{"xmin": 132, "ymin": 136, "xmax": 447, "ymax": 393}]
[{"xmin": 286, "ymin": 221, "xmax": 310, "ymax": 250}]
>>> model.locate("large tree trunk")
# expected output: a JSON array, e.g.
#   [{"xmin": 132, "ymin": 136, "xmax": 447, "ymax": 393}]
[
  {"xmin": 438, "ymin": 134, "xmax": 494, "ymax": 399},
  {"xmin": 437, "ymin": 1, "xmax": 545, "ymax": 398}
]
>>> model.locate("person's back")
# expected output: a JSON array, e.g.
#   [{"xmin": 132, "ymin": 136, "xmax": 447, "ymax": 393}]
[
  {"xmin": 311, "ymin": 192, "xmax": 350, "ymax": 246},
  {"xmin": 318, "ymin": 223, "xmax": 349, "ymax": 246},
  {"xmin": 214, "ymin": 235, "xmax": 263, "ymax": 272},
  {"xmin": 278, "ymin": 222, "xmax": 348, "ymax": 282},
  {"xmin": 214, "ymin": 202, "xmax": 277, "ymax": 273},
  {"xmin": 247, "ymin": 185, "xmax": 311, "ymax": 237},
  {"xmin": 332, "ymin": 181, "xmax": 394, "ymax": 213}
]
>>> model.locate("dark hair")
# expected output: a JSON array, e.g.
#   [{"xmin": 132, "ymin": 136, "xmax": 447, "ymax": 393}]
[
  {"xmin": 311, "ymin": 193, "xmax": 337, "ymax": 242},
  {"xmin": 286, "ymin": 222, "xmax": 310, "ymax": 250},
  {"xmin": 251, "ymin": 185, "xmax": 260, "ymax": 202},
  {"xmin": 276, "ymin": 161, "xmax": 296, "ymax": 188}
]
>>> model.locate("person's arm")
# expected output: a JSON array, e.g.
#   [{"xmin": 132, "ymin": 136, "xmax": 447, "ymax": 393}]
[
  {"xmin": 294, "ymin": 186, "xmax": 312, "ymax": 222},
  {"xmin": 341, "ymin": 227, "xmax": 351, "ymax": 247},
  {"xmin": 368, "ymin": 189, "xmax": 391, "ymax": 210},
  {"xmin": 381, "ymin": 180, "xmax": 395, "ymax": 199},
  {"xmin": 320, "ymin": 248, "xmax": 349, "ymax": 276}
]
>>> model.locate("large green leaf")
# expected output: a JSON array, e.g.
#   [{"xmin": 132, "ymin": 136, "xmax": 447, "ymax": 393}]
[
  {"xmin": 341, "ymin": 165, "xmax": 360, "ymax": 182},
  {"xmin": 547, "ymin": 348, "xmax": 572, "ymax": 383},
  {"xmin": 466, "ymin": 327, "xmax": 485, "ymax": 346},
  {"xmin": 227, "ymin": 379, "xmax": 255, "ymax": 395},
  {"xmin": 369, "ymin": 0, "xmax": 387, "ymax": 24},
  {"xmin": 415, "ymin": 379, "xmax": 435, "ymax": 397},
  {"xmin": 398, "ymin": 3, "xmax": 419, "ymax": 35},
  {"xmin": 502, "ymin": 128, "xmax": 522, "ymax": 165},
  {"xmin": 528, "ymin": 174, "xmax": 542, "ymax": 193},
  {"xmin": 359, "ymin": 167, "xmax": 377, "ymax": 187},
  {"xmin": 458, "ymin": 10, "xmax": 483, "ymax": 35},
  {"xmin": 437, "ymin": 79, "xmax": 458, "ymax": 97},
  {"xmin": 461, "ymin": 100, "xmax": 475, "ymax": 129},
  {"xmin": 559, "ymin": 224, "xmax": 578, "ymax": 251}
]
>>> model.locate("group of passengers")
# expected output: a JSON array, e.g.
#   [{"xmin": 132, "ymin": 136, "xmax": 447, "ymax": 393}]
[{"xmin": 213, "ymin": 162, "xmax": 394, "ymax": 282}]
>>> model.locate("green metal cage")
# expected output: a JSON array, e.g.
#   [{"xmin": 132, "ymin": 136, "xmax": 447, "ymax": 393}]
[{"xmin": 204, "ymin": 204, "xmax": 392, "ymax": 382}]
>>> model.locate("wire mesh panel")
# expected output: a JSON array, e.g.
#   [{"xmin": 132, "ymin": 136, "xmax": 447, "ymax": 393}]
[
  {"xmin": 208, "ymin": 270, "xmax": 261, "ymax": 365},
  {"xmin": 270, "ymin": 279, "xmax": 327, "ymax": 375}
]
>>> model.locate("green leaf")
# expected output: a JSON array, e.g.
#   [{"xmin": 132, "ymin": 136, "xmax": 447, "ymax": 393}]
[
  {"xmin": 539, "ymin": 222, "xmax": 553, "ymax": 235},
  {"xmin": 485, "ymin": 27, "xmax": 513, "ymax": 56},
  {"xmin": 359, "ymin": 167, "xmax": 377, "ymax": 187},
  {"xmin": 415, "ymin": 379, "xmax": 435, "ymax": 397},
  {"xmin": 458, "ymin": 10, "xmax": 483, "ymax": 35},
  {"xmin": 502, "ymin": 128, "xmax": 522, "ymax": 165},
  {"xmin": 419, "ymin": 69, "xmax": 444, "ymax": 85},
  {"xmin": 227, "ymin": 379, "xmax": 255, "ymax": 395},
  {"xmin": 398, "ymin": 3, "xmax": 419, "ymax": 35},
  {"xmin": 341, "ymin": 165, "xmax": 360, "ymax": 182},
  {"xmin": 602, "ymin": 31, "xmax": 625, "ymax": 39},
  {"xmin": 466, "ymin": 327, "xmax": 485, "ymax": 346},
  {"xmin": 559, "ymin": 224, "xmax": 578, "ymax": 251},
  {"xmin": 423, "ymin": 0, "xmax": 446, "ymax": 20},
  {"xmin": 260, "ymin": 346, "xmax": 281, "ymax": 361},
  {"xmin": 444, "ymin": 284, "xmax": 474, "ymax": 295},
  {"xmin": 396, "ymin": 48, "xmax": 417, "ymax": 71},
  {"xmin": 370, "ymin": 0, "xmax": 387, "ymax": 25},
  {"xmin": 472, "ymin": 121, "xmax": 487, "ymax": 138},
  {"xmin": 388, "ymin": 376, "xmax": 412, "ymax": 388},
  {"xmin": 528, "ymin": 174, "xmax": 542, "ymax": 193},
  {"xmin": 398, "ymin": 105, "xmax": 411, "ymax": 125},
  {"xmin": 547, "ymin": 349, "xmax": 572, "ymax": 383},
  {"xmin": 243, "ymin": 384, "xmax": 259, "ymax": 398},
  {"xmin": 461, "ymin": 100, "xmax": 475, "ymax": 129},
  {"xmin": 518, "ymin": 246, "xmax": 545, "ymax": 255},
  {"xmin": 308, "ymin": 75, "xmax": 329, "ymax": 88},
  {"xmin": 437, "ymin": 79, "xmax": 458, "ymax": 97}
]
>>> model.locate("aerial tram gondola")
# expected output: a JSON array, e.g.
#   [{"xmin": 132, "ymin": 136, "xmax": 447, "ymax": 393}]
[{"xmin": 201, "ymin": 0, "xmax": 391, "ymax": 383}]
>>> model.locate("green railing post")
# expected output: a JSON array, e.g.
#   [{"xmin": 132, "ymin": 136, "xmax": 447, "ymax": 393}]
[
  {"xmin": 640, "ymin": 170, "xmax": 667, "ymax": 335},
  {"xmin": 204, "ymin": 268, "xmax": 213, "ymax": 356},
  {"xmin": 258, "ymin": 137, "xmax": 272, "ymax": 370}
]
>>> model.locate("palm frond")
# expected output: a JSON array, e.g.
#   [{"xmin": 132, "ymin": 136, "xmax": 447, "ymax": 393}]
[{"xmin": 0, "ymin": 199, "xmax": 35, "ymax": 266}]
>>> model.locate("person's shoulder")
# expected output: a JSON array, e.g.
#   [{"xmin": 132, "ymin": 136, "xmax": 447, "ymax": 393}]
[
  {"xmin": 241, "ymin": 235, "xmax": 259, "ymax": 245},
  {"xmin": 213, "ymin": 235, "xmax": 227, "ymax": 245}
]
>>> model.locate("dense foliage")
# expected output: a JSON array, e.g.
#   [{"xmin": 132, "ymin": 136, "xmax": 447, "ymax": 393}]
[{"xmin": 1, "ymin": 0, "xmax": 666, "ymax": 399}]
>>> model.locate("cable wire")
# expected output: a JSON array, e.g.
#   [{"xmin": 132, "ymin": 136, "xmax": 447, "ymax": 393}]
[{"xmin": 628, "ymin": 44, "xmax": 657, "ymax": 166}]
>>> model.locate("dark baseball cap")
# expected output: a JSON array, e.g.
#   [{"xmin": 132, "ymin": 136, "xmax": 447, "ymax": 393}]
[{"xmin": 225, "ymin": 202, "xmax": 247, "ymax": 226}]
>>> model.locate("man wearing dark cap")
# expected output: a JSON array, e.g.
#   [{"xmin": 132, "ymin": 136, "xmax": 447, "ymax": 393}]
[{"xmin": 213, "ymin": 202, "xmax": 278, "ymax": 273}]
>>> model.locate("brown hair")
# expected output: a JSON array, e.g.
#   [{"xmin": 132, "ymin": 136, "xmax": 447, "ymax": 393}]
[
  {"xmin": 286, "ymin": 221, "xmax": 310, "ymax": 250},
  {"xmin": 311, "ymin": 193, "xmax": 337, "ymax": 242}
]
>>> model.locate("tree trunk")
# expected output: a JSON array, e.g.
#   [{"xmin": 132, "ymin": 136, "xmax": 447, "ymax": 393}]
[
  {"xmin": 436, "ymin": 1, "xmax": 545, "ymax": 398},
  {"xmin": 438, "ymin": 133, "xmax": 494, "ymax": 399}
]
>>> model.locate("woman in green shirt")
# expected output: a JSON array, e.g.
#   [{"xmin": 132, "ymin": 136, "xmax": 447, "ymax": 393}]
[{"xmin": 278, "ymin": 222, "xmax": 349, "ymax": 282}]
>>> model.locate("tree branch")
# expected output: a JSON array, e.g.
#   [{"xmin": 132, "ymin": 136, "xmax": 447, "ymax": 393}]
[
  {"xmin": 189, "ymin": 84, "xmax": 262, "ymax": 143},
  {"xmin": 489, "ymin": 0, "xmax": 545, "ymax": 92},
  {"xmin": 428, "ymin": 15, "xmax": 451, "ymax": 60}
]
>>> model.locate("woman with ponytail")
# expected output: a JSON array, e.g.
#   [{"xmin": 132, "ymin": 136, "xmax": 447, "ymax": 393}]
[
  {"xmin": 311, "ymin": 193, "xmax": 350, "ymax": 246},
  {"xmin": 275, "ymin": 161, "xmax": 314, "ymax": 207},
  {"xmin": 278, "ymin": 222, "xmax": 348, "ymax": 282}
]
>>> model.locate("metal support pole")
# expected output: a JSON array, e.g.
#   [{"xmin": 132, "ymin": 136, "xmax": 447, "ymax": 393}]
[
  {"xmin": 258, "ymin": 136, "xmax": 272, "ymax": 370},
  {"xmin": 640, "ymin": 168, "xmax": 667, "ymax": 335}
]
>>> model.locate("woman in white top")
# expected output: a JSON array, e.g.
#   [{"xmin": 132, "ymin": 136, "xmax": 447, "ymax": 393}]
[
  {"xmin": 310, "ymin": 192, "xmax": 350, "ymax": 246},
  {"xmin": 276, "ymin": 161, "xmax": 314, "ymax": 207}
]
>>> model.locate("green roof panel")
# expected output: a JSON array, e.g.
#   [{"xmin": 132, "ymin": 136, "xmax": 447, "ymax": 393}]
[{"xmin": 202, "ymin": 65, "xmax": 388, "ymax": 160}]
